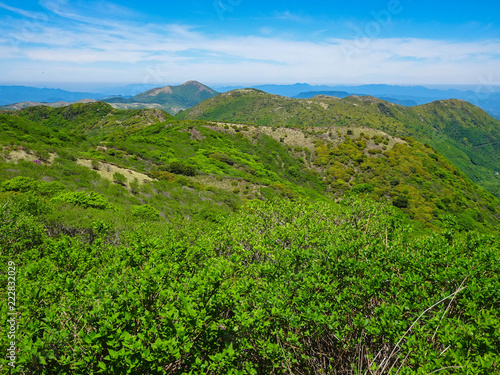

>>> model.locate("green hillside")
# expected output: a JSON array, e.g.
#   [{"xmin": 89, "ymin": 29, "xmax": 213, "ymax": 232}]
[
  {"xmin": 104, "ymin": 81, "xmax": 218, "ymax": 115},
  {"xmin": 177, "ymin": 90, "xmax": 500, "ymax": 197},
  {"xmin": 131, "ymin": 81, "xmax": 217, "ymax": 106},
  {"xmin": 1, "ymin": 103, "xmax": 499, "ymax": 231},
  {"xmin": 1, "ymin": 104, "xmax": 499, "ymax": 374},
  {"xmin": 3, "ymin": 101, "xmax": 172, "ymax": 138}
]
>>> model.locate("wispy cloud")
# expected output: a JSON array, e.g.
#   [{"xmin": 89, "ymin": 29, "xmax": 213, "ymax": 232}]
[
  {"xmin": 0, "ymin": 1, "xmax": 499, "ymax": 85},
  {"xmin": 39, "ymin": 0, "xmax": 140, "ymax": 25},
  {"xmin": 0, "ymin": 1, "xmax": 47, "ymax": 19},
  {"xmin": 272, "ymin": 11, "xmax": 311, "ymax": 23}
]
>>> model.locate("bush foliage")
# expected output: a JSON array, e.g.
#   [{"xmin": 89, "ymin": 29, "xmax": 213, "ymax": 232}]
[{"xmin": 0, "ymin": 195, "xmax": 499, "ymax": 374}]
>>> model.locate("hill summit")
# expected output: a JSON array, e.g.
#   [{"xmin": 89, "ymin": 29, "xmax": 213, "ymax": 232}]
[
  {"xmin": 140, "ymin": 80, "xmax": 216, "ymax": 98},
  {"xmin": 104, "ymin": 80, "xmax": 218, "ymax": 114}
]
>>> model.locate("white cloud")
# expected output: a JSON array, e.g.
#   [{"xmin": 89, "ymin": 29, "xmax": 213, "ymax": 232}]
[{"xmin": 0, "ymin": 2, "xmax": 499, "ymax": 85}]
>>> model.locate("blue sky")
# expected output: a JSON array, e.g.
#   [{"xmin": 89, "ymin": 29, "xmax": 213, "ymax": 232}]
[{"xmin": 1, "ymin": 0, "xmax": 500, "ymax": 90}]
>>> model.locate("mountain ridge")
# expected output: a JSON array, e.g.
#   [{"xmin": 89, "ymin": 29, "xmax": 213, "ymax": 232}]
[
  {"xmin": 178, "ymin": 90, "xmax": 500, "ymax": 197},
  {"xmin": 0, "ymin": 85, "xmax": 102, "ymax": 106},
  {"xmin": 213, "ymin": 83, "xmax": 500, "ymax": 118},
  {"xmin": 2, "ymin": 82, "xmax": 499, "ymax": 118},
  {"xmin": 0, "ymin": 81, "xmax": 218, "ymax": 115},
  {"xmin": 293, "ymin": 91, "xmax": 419, "ymax": 106}
]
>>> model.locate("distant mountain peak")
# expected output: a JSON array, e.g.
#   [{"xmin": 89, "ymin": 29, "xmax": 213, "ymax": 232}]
[
  {"xmin": 181, "ymin": 80, "xmax": 203, "ymax": 87},
  {"xmin": 181, "ymin": 80, "xmax": 218, "ymax": 94},
  {"xmin": 142, "ymin": 81, "xmax": 216, "ymax": 97},
  {"xmin": 102, "ymin": 81, "xmax": 218, "ymax": 115}
]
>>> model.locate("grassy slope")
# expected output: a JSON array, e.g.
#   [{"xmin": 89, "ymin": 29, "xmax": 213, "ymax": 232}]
[
  {"xmin": 8, "ymin": 101, "xmax": 173, "ymax": 137},
  {"xmin": 1, "ymin": 104, "xmax": 499, "ymax": 232},
  {"xmin": 178, "ymin": 90, "xmax": 500, "ymax": 197}
]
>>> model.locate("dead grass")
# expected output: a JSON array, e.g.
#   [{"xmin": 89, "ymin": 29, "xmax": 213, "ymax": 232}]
[
  {"xmin": 208, "ymin": 122, "xmax": 317, "ymax": 151},
  {"xmin": 76, "ymin": 159, "xmax": 154, "ymax": 187},
  {"xmin": 2, "ymin": 149, "xmax": 56, "ymax": 164},
  {"xmin": 2, "ymin": 147, "xmax": 153, "ymax": 190},
  {"xmin": 206, "ymin": 122, "xmax": 406, "ymax": 153}
]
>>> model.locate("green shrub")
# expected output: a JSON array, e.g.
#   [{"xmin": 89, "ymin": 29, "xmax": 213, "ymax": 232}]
[
  {"xmin": 196, "ymin": 207, "xmax": 228, "ymax": 223},
  {"xmin": 351, "ymin": 183, "xmax": 375, "ymax": 194},
  {"xmin": 58, "ymin": 149, "xmax": 78, "ymax": 161},
  {"xmin": 288, "ymin": 166, "xmax": 300, "ymax": 178},
  {"xmin": 51, "ymin": 191, "xmax": 112, "ymax": 209},
  {"xmin": 130, "ymin": 178, "xmax": 140, "ymax": 194},
  {"xmin": 149, "ymin": 170, "xmax": 176, "ymax": 182},
  {"xmin": 113, "ymin": 172, "xmax": 127, "ymax": 185},
  {"xmin": 209, "ymin": 152, "xmax": 235, "ymax": 166},
  {"xmin": 3, "ymin": 195, "xmax": 500, "ymax": 374},
  {"xmin": 131, "ymin": 204, "xmax": 160, "ymax": 220},
  {"xmin": 1, "ymin": 176, "xmax": 38, "ymax": 193},
  {"xmin": 0, "ymin": 195, "xmax": 45, "ymax": 254},
  {"xmin": 393, "ymin": 194, "xmax": 409, "ymax": 209},
  {"xmin": 390, "ymin": 178, "xmax": 400, "ymax": 186},
  {"xmin": 37, "ymin": 181, "xmax": 66, "ymax": 197},
  {"xmin": 167, "ymin": 160, "xmax": 197, "ymax": 176}
]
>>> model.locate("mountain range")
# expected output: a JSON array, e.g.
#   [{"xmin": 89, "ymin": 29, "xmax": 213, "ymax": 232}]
[
  {"xmin": 1, "ymin": 80, "xmax": 500, "ymax": 198},
  {"xmin": 0, "ymin": 85, "xmax": 101, "ymax": 106},
  {"xmin": 2, "ymin": 82, "xmax": 500, "ymax": 119},
  {"xmin": 178, "ymin": 89, "xmax": 500, "ymax": 198},
  {"xmin": 0, "ymin": 81, "xmax": 218, "ymax": 115},
  {"xmin": 214, "ymin": 83, "xmax": 500, "ymax": 119},
  {"xmin": 1, "ymin": 99, "xmax": 499, "ymax": 232}
]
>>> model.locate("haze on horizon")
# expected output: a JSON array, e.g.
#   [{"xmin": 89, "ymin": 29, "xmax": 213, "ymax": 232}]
[{"xmin": 1, "ymin": 0, "xmax": 500, "ymax": 92}]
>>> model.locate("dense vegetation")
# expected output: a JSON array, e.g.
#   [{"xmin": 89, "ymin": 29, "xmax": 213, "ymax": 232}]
[
  {"xmin": 178, "ymin": 90, "xmax": 500, "ymax": 197},
  {"xmin": 1, "ymin": 192, "xmax": 499, "ymax": 374},
  {"xmin": 1, "ymin": 102, "xmax": 499, "ymax": 374}
]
